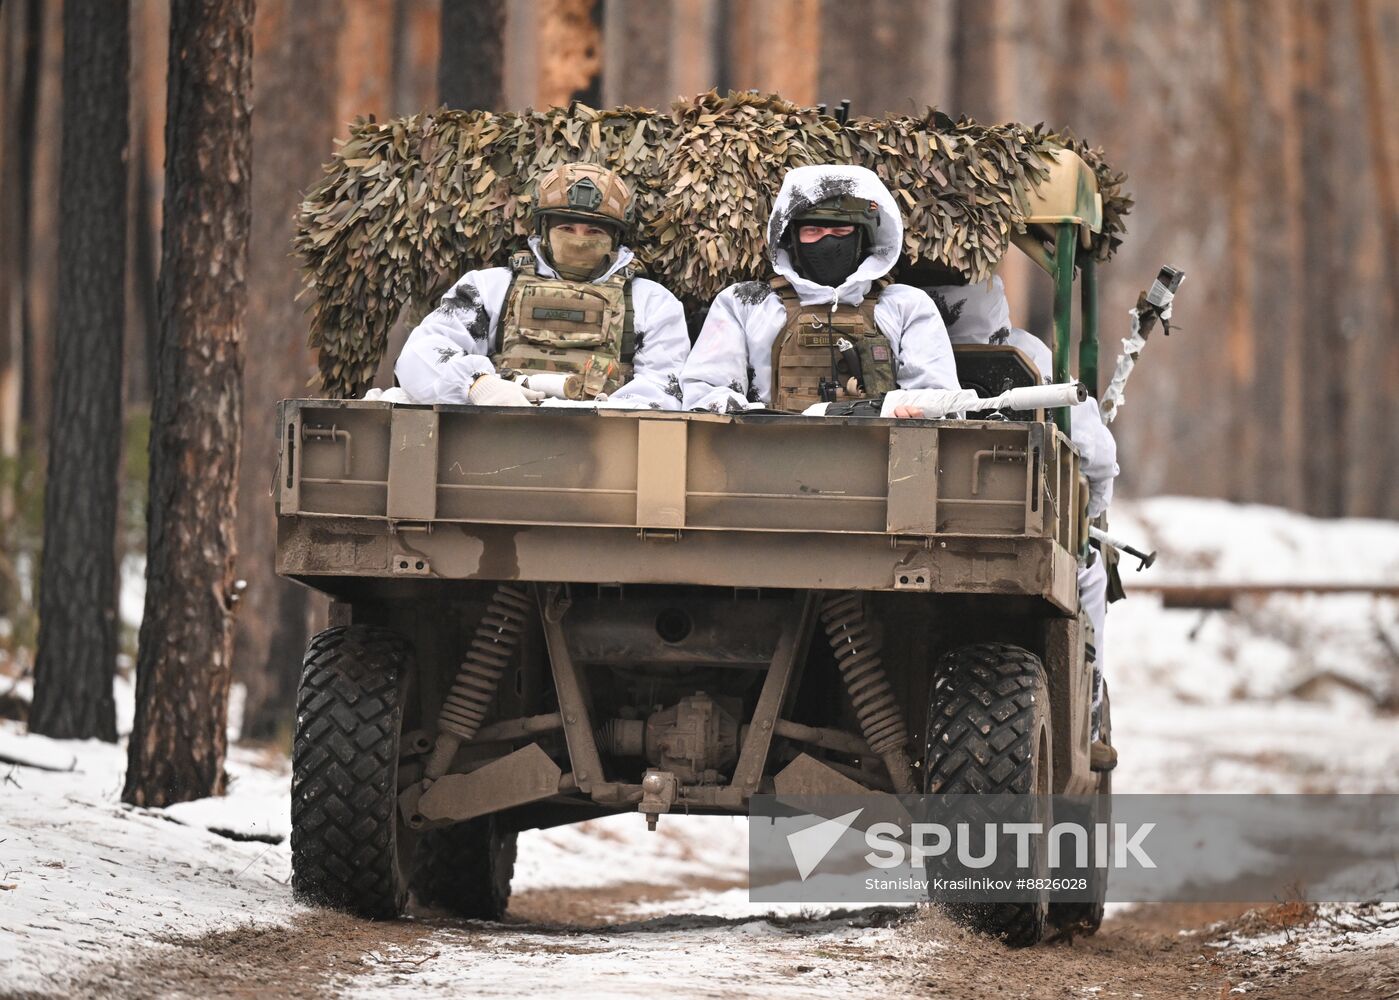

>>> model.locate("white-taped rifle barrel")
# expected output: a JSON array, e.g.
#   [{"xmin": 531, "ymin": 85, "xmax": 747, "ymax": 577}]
[
  {"xmin": 986, "ymin": 382, "xmax": 1086, "ymax": 412},
  {"xmin": 863, "ymin": 381, "xmax": 1086, "ymax": 419}
]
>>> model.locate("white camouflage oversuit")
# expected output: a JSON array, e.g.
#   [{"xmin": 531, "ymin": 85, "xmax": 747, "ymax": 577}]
[
  {"xmin": 930, "ymin": 277, "xmax": 1119, "ymax": 738},
  {"xmin": 395, "ymin": 237, "xmax": 691, "ymax": 409},
  {"xmin": 681, "ymin": 165, "xmax": 960, "ymax": 412}
]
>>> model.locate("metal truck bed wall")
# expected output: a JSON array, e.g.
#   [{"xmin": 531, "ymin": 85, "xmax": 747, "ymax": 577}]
[{"xmin": 276, "ymin": 401, "xmax": 1082, "ymax": 611}]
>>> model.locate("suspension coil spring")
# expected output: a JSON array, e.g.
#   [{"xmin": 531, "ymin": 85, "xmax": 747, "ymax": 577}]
[
  {"xmin": 818, "ymin": 592, "xmax": 915, "ymax": 793},
  {"xmin": 440, "ymin": 583, "xmax": 532, "ymax": 739},
  {"xmin": 424, "ymin": 583, "xmax": 533, "ymax": 780}
]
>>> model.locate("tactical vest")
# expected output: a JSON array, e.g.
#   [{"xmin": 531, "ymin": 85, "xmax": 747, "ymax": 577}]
[
  {"xmin": 494, "ymin": 251, "xmax": 639, "ymax": 399},
  {"xmin": 769, "ymin": 277, "xmax": 897, "ymax": 412}
]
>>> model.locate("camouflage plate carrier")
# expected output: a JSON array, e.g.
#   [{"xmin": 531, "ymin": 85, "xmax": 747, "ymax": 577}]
[
  {"xmin": 494, "ymin": 252, "xmax": 640, "ymax": 399},
  {"xmin": 769, "ymin": 276, "xmax": 896, "ymax": 411}
]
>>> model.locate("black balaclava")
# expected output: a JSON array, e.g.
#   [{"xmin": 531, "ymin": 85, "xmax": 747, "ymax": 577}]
[{"xmin": 791, "ymin": 229, "xmax": 863, "ymax": 288}]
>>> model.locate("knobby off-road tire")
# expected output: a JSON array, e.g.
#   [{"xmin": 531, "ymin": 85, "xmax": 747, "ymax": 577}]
[
  {"xmin": 291, "ymin": 625, "xmax": 416, "ymax": 919},
  {"xmin": 410, "ymin": 817, "xmax": 518, "ymax": 920},
  {"xmin": 924, "ymin": 642, "xmax": 1053, "ymax": 948},
  {"xmin": 1048, "ymin": 683, "xmax": 1112, "ymax": 937}
]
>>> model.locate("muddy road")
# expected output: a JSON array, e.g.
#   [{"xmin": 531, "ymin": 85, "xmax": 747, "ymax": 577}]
[{"xmin": 30, "ymin": 878, "xmax": 1396, "ymax": 1000}]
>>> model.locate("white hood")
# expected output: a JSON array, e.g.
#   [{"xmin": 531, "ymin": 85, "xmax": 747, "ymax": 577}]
[
  {"xmin": 928, "ymin": 276, "xmax": 1013, "ymax": 345},
  {"xmin": 528, "ymin": 234, "xmax": 636, "ymax": 282},
  {"xmin": 766, "ymin": 165, "xmax": 903, "ymax": 307}
]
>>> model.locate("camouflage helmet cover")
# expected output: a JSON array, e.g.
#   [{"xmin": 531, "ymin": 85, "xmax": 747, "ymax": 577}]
[
  {"xmin": 533, "ymin": 162, "xmax": 633, "ymax": 233},
  {"xmin": 790, "ymin": 194, "xmax": 881, "ymax": 245}
]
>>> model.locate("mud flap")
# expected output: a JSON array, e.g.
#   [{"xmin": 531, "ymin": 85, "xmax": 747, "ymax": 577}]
[
  {"xmin": 1044, "ymin": 614, "xmax": 1095, "ymax": 796},
  {"xmin": 414, "ymin": 743, "xmax": 563, "ymax": 824}
]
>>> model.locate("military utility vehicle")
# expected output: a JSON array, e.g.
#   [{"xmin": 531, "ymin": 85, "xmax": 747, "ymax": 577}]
[{"xmin": 281, "ymin": 146, "xmax": 1115, "ymax": 947}]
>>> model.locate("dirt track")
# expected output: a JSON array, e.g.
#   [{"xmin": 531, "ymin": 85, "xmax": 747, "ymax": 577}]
[{"xmin": 24, "ymin": 879, "xmax": 1396, "ymax": 1000}]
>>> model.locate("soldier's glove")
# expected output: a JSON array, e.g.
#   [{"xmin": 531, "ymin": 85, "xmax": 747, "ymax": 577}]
[{"xmin": 468, "ymin": 373, "xmax": 545, "ymax": 407}]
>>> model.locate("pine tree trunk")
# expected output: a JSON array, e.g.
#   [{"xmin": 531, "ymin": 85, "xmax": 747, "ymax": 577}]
[
  {"xmin": 724, "ymin": 0, "xmax": 819, "ymax": 105},
  {"xmin": 0, "ymin": 0, "xmax": 37, "ymax": 537},
  {"xmin": 670, "ymin": 0, "xmax": 717, "ymax": 100},
  {"xmin": 123, "ymin": 0, "xmax": 253, "ymax": 808},
  {"xmin": 336, "ymin": 0, "xmax": 395, "ymax": 128},
  {"xmin": 602, "ymin": 0, "xmax": 670, "ymax": 109},
  {"xmin": 1352, "ymin": 0, "xmax": 1399, "ymax": 518},
  {"xmin": 439, "ymin": 0, "xmax": 504, "ymax": 111},
  {"xmin": 233, "ymin": 0, "xmax": 341, "ymax": 744},
  {"xmin": 28, "ymin": 0, "xmax": 129, "ymax": 742},
  {"xmin": 948, "ymin": 0, "xmax": 1008, "ymax": 120},
  {"xmin": 0, "ymin": 0, "xmax": 45, "ymax": 619},
  {"xmin": 21, "ymin": 0, "xmax": 63, "ymax": 451},
  {"xmin": 1245, "ymin": 0, "xmax": 1306, "ymax": 512},
  {"xmin": 392, "ymin": 0, "xmax": 442, "ymax": 116},
  {"xmin": 820, "ymin": 0, "xmax": 933, "ymax": 115},
  {"xmin": 1292, "ymin": 0, "xmax": 1345, "ymax": 517},
  {"xmin": 1221, "ymin": 1, "xmax": 1257, "ymax": 503}
]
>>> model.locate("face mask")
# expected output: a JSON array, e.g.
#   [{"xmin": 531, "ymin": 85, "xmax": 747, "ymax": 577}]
[
  {"xmin": 548, "ymin": 227, "xmax": 613, "ymax": 280},
  {"xmin": 792, "ymin": 230, "xmax": 862, "ymax": 288}
]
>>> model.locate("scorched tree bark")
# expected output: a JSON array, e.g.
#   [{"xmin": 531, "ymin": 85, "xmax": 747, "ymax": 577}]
[{"xmin": 123, "ymin": 0, "xmax": 253, "ymax": 808}]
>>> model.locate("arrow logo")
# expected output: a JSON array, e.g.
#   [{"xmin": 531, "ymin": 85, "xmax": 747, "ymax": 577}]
[{"xmin": 786, "ymin": 808, "xmax": 864, "ymax": 881}]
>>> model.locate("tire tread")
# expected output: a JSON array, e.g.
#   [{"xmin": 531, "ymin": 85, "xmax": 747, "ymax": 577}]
[
  {"xmin": 924, "ymin": 642, "xmax": 1049, "ymax": 947},
  {"xmin": 411, "ymin": 818, "xmax": 517, "ymax": 920},
  {"xmin": 291, "ymin": 625, "xmax": 412, "ymax": 919}
]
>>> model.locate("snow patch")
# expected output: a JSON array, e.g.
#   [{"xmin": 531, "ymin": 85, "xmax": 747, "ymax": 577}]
[{"xmin": 0, "ymin": 722, "xmax": 299, "ymax": 996}]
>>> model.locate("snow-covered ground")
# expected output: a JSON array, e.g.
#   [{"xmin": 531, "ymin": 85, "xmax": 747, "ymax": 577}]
[
  {"xmin": 1109, "ymin": 499, "xmax": 1399, "ymax": 796},
  {"xmin": 0, "ymin": 724, "xmax": 294, "ymax": 989},
  {"xmin": 1, "ymin": 497, "xmax": 1396, "ymax": 997}
]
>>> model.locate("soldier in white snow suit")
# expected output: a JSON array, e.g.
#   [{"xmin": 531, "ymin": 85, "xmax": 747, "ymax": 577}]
[
  {"xmin": 680, "ymin": 164, "xmax": 960, "ymax": 414},
  {"xmin": 396, "ymin": 162, "xmax": 690, "ymax": 409},
  {"xmin": 930, "ymin": 276, "xmax": 1120, "ymax": 763}
]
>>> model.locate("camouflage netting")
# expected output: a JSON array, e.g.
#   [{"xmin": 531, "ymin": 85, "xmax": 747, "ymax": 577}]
[{"xmin": 296, "ymin": 90, "xmax": 1132, "ymax": 397}]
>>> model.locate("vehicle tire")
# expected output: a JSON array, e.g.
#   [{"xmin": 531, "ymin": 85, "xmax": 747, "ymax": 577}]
[
  {"xmin": 923, "ymin": 642, "xmax": 1053, "ymax": 948},
  {"xmin": 410, "ymin": 817, "xmax": 518, "ymax": 920},
  {"xmin": 1048, "ymin": 683, "xmax": 1112, "ymax": 937},
  {"xmin": 291, "ymin": 625, "xmax": 416, "ymax": 919}
]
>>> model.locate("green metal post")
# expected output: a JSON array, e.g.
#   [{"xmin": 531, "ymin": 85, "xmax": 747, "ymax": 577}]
[
  {"xmin": 1051, "ymin": 222, "xmax": 1076, "ymax": 434},
  {"xmin": 1079, "ymin": 252, "xmax": 1099, "ymax": 400}
]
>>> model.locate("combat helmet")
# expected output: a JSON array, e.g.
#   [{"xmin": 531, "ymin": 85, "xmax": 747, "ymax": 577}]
[
  {"xmin": 788, "ymin": 194, "xmax": 881, "ymax": 247},
  {"xmin": 532, "ymin": 162, "xmax": 633, "ymax": 241}
]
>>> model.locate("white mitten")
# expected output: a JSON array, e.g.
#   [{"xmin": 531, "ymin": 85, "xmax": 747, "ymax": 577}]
[{"xmin": 468, "ymin": 373, "xmax": 545, "ymax": 406}]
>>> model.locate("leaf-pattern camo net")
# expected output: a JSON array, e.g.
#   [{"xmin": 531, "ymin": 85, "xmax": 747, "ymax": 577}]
[{"xmin": 296, "ymin": 90, "xmax": 1131, "ymax": 397}]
